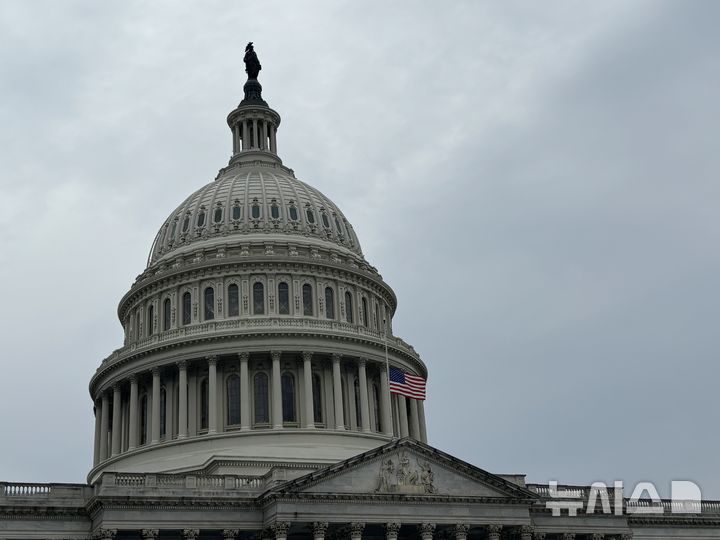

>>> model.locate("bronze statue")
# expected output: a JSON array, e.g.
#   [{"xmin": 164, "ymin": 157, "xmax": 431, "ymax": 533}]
[{"xmin": 244, "ymin": 42, "xmax": 261, "ymax": 79}]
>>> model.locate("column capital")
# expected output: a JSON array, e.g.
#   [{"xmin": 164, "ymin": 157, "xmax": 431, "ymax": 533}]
[
  {"xmin": 332, "ymin": 352, "xmax": 342, "ymax": 363},
  {"xmin": 385, "ymin": 523, "xmax": 401, "ymax": 539},
  {"xmin": 590, "ymin": 534, "xmax": 604, "ymax": 540},
  {"xmin": 151, "ymin": 367, "xmax": 161, "ymax": 377},
  {"xmin": 239, "ymin": 352, "xmax": 249, "ymax": 362},
  {"xmin": 358, "ymin": 357, "xmax": 368, "ymax": 366},
  {"xmin": 418, "ymin": 523, "xmax": 435, "ymax": 540},
  {"xmin": 453, "ymin": 524, "xmax": 470, "ymax": 540},
  {"xmin": 312, "ymin": 522, "xmax": 328, "ymax": 539},
  {"xmin": 128, "ymin": 374, "xmax": 137, "ymax": 384},
  {"xmin": 620, "ymin": 535, "xmax": 633, "ymax": 540},
  {"xmin": 141, "ymin": 530, "xmax": 159, "ymax": 540},
  {"xmin": 487, "ymin": 525, "xmax": 502, "ymax": 540},
  {"xmin": 533, "ymin": 533, "xmax": 546, "ymax": 540},
  {"xmin": 182, "ymin": 530, "xmax": 199, "ymax": 540},
  {"xmin": 272, "ymin": 521, "xmax": 291, "ymax": 539},
  {"xmin": 177, "ymin": 360, "xmax": 188, "ymax": 370},
  {"xmin": 350, "ymin": 523, "xmax": 365, "ymax": 540},
  {"xmin": 519, "ymin": 526, "xmax": 534, "ymax": 540},
  {"xmin": 98, "ymin": 530, "xmax": 117, "ymax": 540},
  {"xmin": 270, "ymin": 350, "xmax": 282, "ymax": 362},
  {"xmin": 112, "ymin": 382, "xmax": 121, "ymax": 392},
  {"xmin": 223, "ymin": 530, "xmax": 240, "ymax": 540},
  {"xmin": 206, "ymin": 355, "xmax": 217, "ymax": 366},
  {"xmin": 302, "ymin": 350, "xmax": 313, "ymax": 362},
  {"xmin": 560, "ymin": 534, "xmax": 575, "ymax": 540}
]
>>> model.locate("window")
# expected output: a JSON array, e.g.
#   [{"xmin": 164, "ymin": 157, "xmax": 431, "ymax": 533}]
[
  {"xmin": 278, "ymin": 282, "xmax": 290, "ymax": 315},
  {"xmin": 213, "ymin": 206, "xmax": 223, "ymax": 224},
  {"xmin": 251, "ymin": 201, "xmax": 261, "ymax": 219},
  {"xmin": 254, "ymin": 373, "xmax": 269, "ymax": 424},
  {"xmin": 169, "ymin": 219, "xmax": 177, "ymax": 239},
  {"xmin": 140, "ymin": 395, "xmax": 148, "ymax": 445},
  {"xmin": 182, "ymin": 214, "xmax": 190, "ymax": 233},
  {"xmin": 270, "ymin": 203, "xmax": 280, "ymax": 219},
  {"xmin": 361, "ymin": 297, "xmax": 369, "ymax": 327},
  {"xmin": 200, "ymin": 379, "xmax": 209, "ymax": 431},
  {"xmin": 232, "ymin": 201, "xmax": 241, "ymax": 221},
  {"xmin": 197, "ymin": 208, "xmax": 206, "ymax": 227},
  {"xmin": 375, "ymin": 302, "xmax": 380, "ymax": 330},
  {"xmin": 227, "ymin": 375, "xmax": 241, "ymax": 426},
  {"xmin": 354, "ymin": 377, "xmax": 361, "ymax": 428},
  {"xmin": 345, "ymin": 291, "xmax": 353, "ymax": 323},
  {"xmin": 302, "ymin": 284, "xmax": 313, "ymax": 316},
  {"xmin": 288, "ymin": 205, "xmax": 298, "ymax": 221},
  {"xmin": 325, "ymin": 287, "xmax": 335, "ymax": 319},
  {"xmin": 312, "ymin": 373, "xmax": 323, "ymax": 424},
  {"xmin": 147, "ymin": 304, "xmax": 154, "ymax": 336},
  {"xmin": 204, "ymin": 287, "xmax": 215, "ymax": 320},
  {"xmin": 160, "ymin": 387, "xmax": 167, "ymax": 438},
  {"xmin": 305, "ymin": 207, "xmax": 315, "ymax": 224},
  {"xmin": 281, "ymin": 373, "xmax": 296, "ymax": 423},
  {"xmin": 134, "ymin": 313, "xmax": 140, "ymax": 340},
  {"xmin": 321, "ymin": 212, "xmax": 330, "ymax": 229},
  {"xmin": 163, "ymin": 298, "xmax": 171, "ymax": 331},
  {"xmin": 182, "ymin": 292, "xmax": 192, "ymax": 325},
  {"xmin": 334, "ymin": 215, "xmax": 344, "ymax": 236},
  {"xmin": 373, "ymin": 383, "xmax": 381, "ymax": 432},
  {"xmin": 253, "ymin": 282, "xmax": 264, "ymax": 315},
  {"xmin": 228, "ymin": 284, "xmax": 239, "ymax": 317}
]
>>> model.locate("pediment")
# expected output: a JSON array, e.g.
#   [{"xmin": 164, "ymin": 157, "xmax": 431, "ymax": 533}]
[{"xmin": 268, "ymin": 439, "xmax": 537, "ymax": 500}]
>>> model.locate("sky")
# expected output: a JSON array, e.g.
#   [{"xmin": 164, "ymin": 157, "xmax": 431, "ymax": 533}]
[{"xmin": 0, "ymin": 1, "xmax": 718, "ymax": 498}]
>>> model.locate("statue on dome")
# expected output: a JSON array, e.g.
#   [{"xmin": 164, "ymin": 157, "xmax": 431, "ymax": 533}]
[{"xmin": 244, "ymin": 42, "xmax": 262, "ymax": 79}]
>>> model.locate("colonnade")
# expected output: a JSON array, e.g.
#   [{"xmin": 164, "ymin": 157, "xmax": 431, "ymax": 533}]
[
  {"xmin": 231, "ymin": 115, "xmax": 277, "ymax": 155},
  {"xmin": 93, "ymin": 352, "xmax": 427, "ymax": 466}
]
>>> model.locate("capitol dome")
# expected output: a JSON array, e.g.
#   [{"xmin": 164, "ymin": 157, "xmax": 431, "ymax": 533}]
[{"xmin": 87, "ymin": 61, "xmax": 427, "ymax": 485}]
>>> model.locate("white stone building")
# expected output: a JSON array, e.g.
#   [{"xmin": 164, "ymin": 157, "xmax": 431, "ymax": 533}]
[{"xmin": 1, "ymin": 53, "xmax": 718, "ymax": 540}]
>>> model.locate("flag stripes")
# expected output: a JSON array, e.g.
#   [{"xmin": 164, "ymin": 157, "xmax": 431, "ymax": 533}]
[{"xmin": 389, "ymin": 366, "xmax": 426, "ymax": 400}]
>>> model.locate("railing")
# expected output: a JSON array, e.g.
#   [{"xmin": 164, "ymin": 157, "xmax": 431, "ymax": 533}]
[
  {"xmin": 102, "ymin": 472, "xmax": 265, "ymax": 492},
  {"xmin": 1, "ymin": 483, "xmax": 52, "ymax": 496},
  {"xmin": 101, "ymin": 317, "xmax": 420, "ymax": 366},
  {"xmin": 114, "ymin": 474, "xmax": 146, "ymax": 487}
]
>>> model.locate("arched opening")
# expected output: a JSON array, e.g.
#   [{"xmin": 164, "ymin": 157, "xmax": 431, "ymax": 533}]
[
  {"xmin": 345, "ymin": 291, "xmax": 353, "ymax": 323},
  {"xmin": 228, "ymin": 284, "xmax": 239, "ymax": 317},
  {"xmin": 281, "ymin": 373, "xmax": 296, "ymax": 423},
  {"xmin": 361, "ymin": 297, "xmax": 369, "ymax": 327},
  {"xmin": 278, "ymin": 282, "xmax": 290, "ymax": 315},
  {"xmin": 325, "ymin": 287, "xmax": 335, "ymax": 319},
  {"xmin": 253, "ymin": 282, "xmax": 265, "ymax": 315},
  {"xmin": 147, "ymin": 304, "xmax": 154, "ymax": 336},
  {"xmin": 312, "ymin": 373, "xmax": 323, "ymax": 424},
  {"xmin": 159, "ymin": 387, "xmax": 167, "ymax": 439},
  {"xmin": 182, "ymin": 292, "xmax": 192, "ymax": 325},
  {"xmin": 200, "ymin": 379, "xmax": 209, "ymax": 431},
  {"xmin": 227, "ymin": 374, "xmax": 241, "ymax": 426},
  {"xmin": 204, "ymin": 287, "xmax": 215, "ymax": 320},
  {"xmin": 302, "ymin": 284, "xmax": 313, "ymax": 316},
  {"xmin": 253, "ymin": 373, "xmax": 269, "ymax": 425},
  {"xmin": 163, "ymin": 298, "xmax": 171, "ymax": 331},
  {"xmin": 140, "ymin": 394, "xmax": 148, "ymax": 445}
]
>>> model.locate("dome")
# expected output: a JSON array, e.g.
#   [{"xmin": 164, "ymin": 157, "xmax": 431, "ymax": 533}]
[{"xmin": 148, "ymin": 165, "xmax": 364, "ymax": 267}]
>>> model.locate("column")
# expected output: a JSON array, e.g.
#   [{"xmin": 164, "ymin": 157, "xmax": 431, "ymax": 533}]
[
  {"xmin": 99, "ymin": 393, "xmax": 109, "ymax": 461},
  {"xmin": 141, "ymin": 530, "xmax": 158, "ymax": 540},
  {"xmin": 350, "ymin": 523, "xmax": 365, "ymax": 540},
  {"xmin": 379, "ymin": 368, "xmax": 393, "ymax": 436},
  {"xmin": 520, "ymin": 527, "xmax": 534, "ymax": 540},
  {"xmin": 252, "ymin": 119, "xmax": 258, "ymax": 149},
  {"xmin": 150, "ymin": 368, "xmax": 161, "ymax": 443},
  {"xmin": 239, "ymin": 353, "xmax": 250, "ymax": 430},
  {"xmin": 272, "ymin": 522, "xmax": 290, "ymax": 540},
  {"xmin": 408, "ymin": 397, "xmax": 421, "ymax": 440},
  {"xmin": 418, "ymin": 399, "xmax": 428, "ymax": 442},
  {"xmin": 223, "ymin": 530, "xmax": 239, "ymax": 540},
  {"xmin": 178, "ymin": 361, "xmax": 188, "ymax": 438},
  {"xmin": 487, "ymin": 526, "xmax": 502, "ymax": 540},
  {"xmin": 453, "ymin": 525, "xmax": 469, "ymax": 540},
  {"xmin": 262, "ymin": 121, "xmax": 268, "ymax": 150},
  {"xmin": 332, "ymin": 354, "xmax": 345, "ymax": 429},
  {"xmin": 385, "ymin": 524, "xmax": 401, "ymax": 540},
  {"xmin": 208, "ymin": 356, "xmax": 218, "ymax": 434},
  {"xmin": 418, "ymin": 524, "xmax": 435, "ymax": 540},
  {"xmin": 312, "ymin": 522, "xmax": 328, "ymax": 540},
  {"xmin": 93, "ymin": 400, "xmax": 101, "ymax": 465},
  {"xmin": 271, "ymin": 351, "xmax": 283, "ymax": 429},
  {"xmin": 183, "ymin": 530, "xmax": 199, "ymax": 540},
  {"xmin": 358, "ymin": 359, "xmax": 371, "ymax": 432},
  {"xmin": 270, "ymin": 126, "xmax": 277, "ymax": 153},
  {"xmin": 303, "ymin": 351, "xmax": 315, "ymax": 429},
  {"xmin": 128, "ymin": 376, "xmax": 138, "ymax": 449},
  {"xmin": 111, "ymin": 384, "xmax": 122, "ymax": 456},
  {"xmin": 397, "ymin": 395, "xmax": 409, "ymax": 437}
]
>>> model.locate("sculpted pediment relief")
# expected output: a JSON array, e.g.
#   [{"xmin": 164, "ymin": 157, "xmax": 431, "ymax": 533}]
[{"xmin": 270, "ymin": 439, "xmax": 537, "ymax": 500}]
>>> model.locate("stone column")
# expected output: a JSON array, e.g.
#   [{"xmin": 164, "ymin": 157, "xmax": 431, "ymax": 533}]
[
  {"xmin": 99, "ymin": 392, "xmax": 109, "ymax": 461},
  {"xmin": 252, "ymin": 119, "xmax": 258, "ymax": 149},
  {"xmin": 379, "ymin": 367, "xmax": 393, "ymax": 436},
  {"xmin": 350, "ymin": 522, "xmax": 365, "ymax": 540},
  {"xmin": 312, "ymin": 522, "xmax": 328, "ymax": 540},
  {"xmin": 358, "ymin": 358, "xmax": 371, "ymax": 432},
  {"xmin": 141, "ymin": 530, "xmax": 158, "ymax": 540},
  {"xmin": 151, "ymin": 368, "xmax": 161, "ymax": 444},
  {"xmin": 398, "ymin": 395, "xmax": 409, "ymax": 437},
  {"xmin": 520, "ymin": 526, "xmax": 534, "ymax": 540},
  {"xmin": 332, "ymin": 353, "xmax": 345, "ymax": 429},
  {"xmin": 127, "ymin": 376, "xmax": 138, "ymax": 449},
  {"xmin": 272, "ymin": 522, "xmax": 290, "ymax": 540},
  {"xmin": 93, "ymin": 400, "xmax": 101, "ymax": 465},
  {"xmin": 303, "ymin": 351, "xmax": 315, "ymax": 429},
  {"xmin": 270, "ymin": 126, "xmax": 277, "ymax": 153},
  {"xmin": 208, "ymin": 356, "xmax": 218, "ymax": 434},
  {"xmin": 418, "ymin": 523, "xmax": 436, "ymax": 540},
  {"xmin": 262, "ymin": 121, "xmax": 268, "ymax": 150},
  {"xmin": 487, "ymin": 526, "xmax": 502, "ymax": 540},
  {"xmin": 385, "ymin": 523, "xmax": 401, "ymax": 540},
  {"xmin": 111, "ymin": 384, "xmax": 122, "ymax": 456},
  {"xmin": 223, "ymin": 530, "xmax": 239, "ymax": 540},
  {"xmin": 177, "ymin": 361, "xmax": 188, "ymax": 438},
  {"xmin": 239, "ymin": 352, "xmax": 250, "ymax": 430},
  {"xmin": 408, "ymin": 397, "xmax": 421, "ymax": 440},
  {"xmin": 271, "ymin": 351, "xmax": 283, "ymax": 429},
  {"xmin": 453, "ymin": 524, "xmax": 469, "ymax": 540},
  {"xmin": 418, "ymin": 399, "xmax": 428, "ymax": 442}
]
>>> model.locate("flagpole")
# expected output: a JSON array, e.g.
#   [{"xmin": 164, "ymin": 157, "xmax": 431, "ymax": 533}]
[{"xmin": 383, "ymin": 303, "xmax": 395, "ymax": 439}]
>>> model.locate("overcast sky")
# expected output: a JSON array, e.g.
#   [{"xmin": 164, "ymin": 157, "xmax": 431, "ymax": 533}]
[{"xmin": 1, "ymin": 1, "xmax": 718, "ymax": 498}]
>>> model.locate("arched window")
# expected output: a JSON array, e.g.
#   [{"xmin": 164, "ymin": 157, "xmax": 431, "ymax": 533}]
[
  {"xmin": 302, "ymin": 284, "xmax": 313, "ymax": 316},
  {"xmin": 163, "ymin": 298, "xmax": 171, "ymax": 331},
  {"xmin": 251, "ymin": 201, "xmax": 261, "ymax": 219},
  {"xmin": 228, "ymin": 284, "xmax": 239, "ymax": 317},
  {"xmin": 213, "ymin": 205, "xmax": 223, "ymax": 224},
  {"xmin": 159, "ymin": 387, "xmax": 167, "ymax": 438},
  {"xmin": 305, "ymin": 207, "xmax": 315, "ymax": 224},
  {"xmin": 361, "ymin": 297, "xmax": 369, "ymax": 327},
  {"xmin": 312, "ymin": 373, "xmax": 323, "ymax": 424},
  {"xmin": 372, "ymin": 383, "xmax": 381, "ymax": 433},
  {"xmin": 281, "ymin": 373, "xmax": 296, "ymax": 423},
  {"xmin": 197, "ymin": 208, "xmax": 206, "ymax": 227},
  {"xmin": 253, "ymin": 282, "xmax": 264, "ymax": 315},
  {"xmin": 321, "ymin": 212, "xmax": 331, "ymax": 229},
  {"xmin": 270, "ymin": 202, "xmax": 280, "ymax": 219},
  {"xmin": 231, "ymin": 200, "xmax": 241, "ymax": 221},
  {"xmin": 147, "ymin": 304, "xmax": 154, "ymax": 336},
  {"xmin": 288, "ymin": 205, "xmax": 298, "ymax": 221},
  {"xmin": 182, "ymin": 214, "xmax": 190, "ymax": 233},
  {"xmin": 182, "ymin": 292, "xmax": 192, "ymax": 325},
  {"xmin": 204, "ymin": 287, "xmax": 215, "ymax": 320},
  {"xmin": 254, "ymin": 373, "xmax": 269, "ymax": 424},
  {"xmin": 325, "ymin": 287, "xmax": 335, "ymax": 319},
  {"xmin": 227, "ymin": 374, "xmax": 241, "ymax": 426},
  {"xmin": 354, "ymin": 377, "xmax": 361, "ymax": 428},
  {"xmin": 345, "ymin": 291, "xmax": 354, "ymax": 323},
  {"xmin": 200, "ymin": 379, "xmax": 209, "ymax": 431},
  {"xmin": 140, "ymin": 394, "xmax": 148, "ymax": 445},
  {"xmin": 278, "ymin": 282, "xmax": 290, "ymax": 315}
]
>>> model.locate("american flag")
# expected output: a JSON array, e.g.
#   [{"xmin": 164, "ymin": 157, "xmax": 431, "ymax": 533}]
[{"xmin": 389, "ymin": 367, "xmax": 426, "ymax": 400}]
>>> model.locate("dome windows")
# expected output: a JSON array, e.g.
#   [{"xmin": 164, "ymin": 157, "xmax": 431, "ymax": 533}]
[
  {"xmin": 324, "ymin": 287, "xmax": 335, "ymax": 319},
  {"xmin": 203, "ymin": 287, "xmax": 215, "ymax": 320},
  {"xmin": 231, "ymin": 200, "xmax": 242, "ymax": 222},
  {"xmin": 253, "ymin": 372, "xmax": 269, "ymax": 425},
  {"xmin": 270, "ymin": 199, "xmax": 280, "ymax": 220},
  {"xmin": 182, "ymin": 292, "xmax": 192, "ymax": 326},
  {"xmin": 321, "ymin": 211, "xmax": 330, "ymax": 229},
  {"xmin": 252, "ymin": 282, "xmax": 265, "ymax": 315},
  {"xmin": 305, "ymin": 206, "xmax": 315, "ymax": 224},
  {"xmin": 227, "ymin": 284, "xmax": 240, "ymax": 317},
  {"xmin": 213, "ymin": 204, "xmax": 223, "ymax": 224},
  {"xmin": 227, "ymin": 374, "xmax": 241, "ymax": 426},
  {"xmin": 288, "ymin": 202, "xmax": 299, "ymax": 222},
  {"xmin": 251, "ymin": 199, "xmax": 261, "ymax": 219},
  {"xmin": 302, "ymin": 284, "xmax": 314, "ymax": 316},
  {"xmin": 278, "ymin": 282, "xmax": 290, "ymax": 315},
  {"xmin": 281, "ymin": 373, "xmax": 296, "ymax": 423},
  {"xmin": 345, "ymin": 291, "xmax": 354, "ymax": 323},
  {"xmin": 196, "ymin": 207, "xmax": 206, "ymax": 228},
  {"xmin": 163, "ymin": 298, "xmax": 171, "ymax": 331},
  {"xmin": 182, "ymin": 213, "xmax": 191, "ymax": 234}
]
